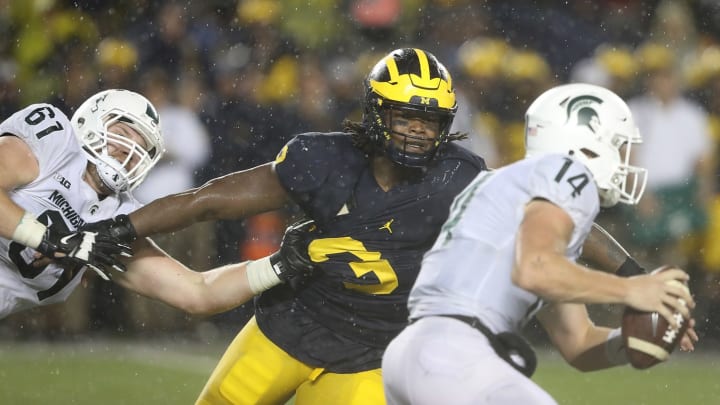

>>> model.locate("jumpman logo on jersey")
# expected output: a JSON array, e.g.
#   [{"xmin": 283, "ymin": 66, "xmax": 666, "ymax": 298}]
[{"xmin": 379, "ymin": 219, "xmax": 394, "ymax": 234}]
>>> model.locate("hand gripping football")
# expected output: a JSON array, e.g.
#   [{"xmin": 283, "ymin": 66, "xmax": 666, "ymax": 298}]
[{"xmin": 621, "ymin": 266, "xmax": 691, "ymax": 369}]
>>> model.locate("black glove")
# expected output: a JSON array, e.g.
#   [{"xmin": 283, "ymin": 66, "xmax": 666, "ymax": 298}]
[
  {"xmin": 268, "ymin": 219, "xmax": 318, "ymax": 285},
  {"xmin": 82, "ymin": 214, "xmax": 138, "ymax": 245},
  {"xmin": 35, "ymin": 228, "xmax": 132, "ymax": 280}
]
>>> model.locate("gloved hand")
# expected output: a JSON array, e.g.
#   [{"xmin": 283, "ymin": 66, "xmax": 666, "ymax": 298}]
[
  {"xmin": 268, "ymin": 219, "xmax": 318, "ymax": 284},
  {"xmin": 35, "ymin": 228, "xmax": 132, "ymax": 281},
  {"xmin": 81, "ymin": 214, "xmax": 138, "ymax": 245}
]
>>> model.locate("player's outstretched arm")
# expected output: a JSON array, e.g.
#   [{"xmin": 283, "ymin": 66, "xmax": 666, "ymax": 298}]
[
  {"xmin": 113, "ymin": 220, "xmax": 317, "ymax": 315},
  {"xmin": 127, "ymin": 163, "xmax": 290, "ymax": 239},
  {"xmin": 114, "ymin": 238, "xmax": 260, "ymax": 315}
]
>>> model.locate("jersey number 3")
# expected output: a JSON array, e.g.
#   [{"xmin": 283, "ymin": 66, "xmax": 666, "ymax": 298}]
[{"xmin": 308, "ymin": 237, "xmax": 399, "ymax": 295}]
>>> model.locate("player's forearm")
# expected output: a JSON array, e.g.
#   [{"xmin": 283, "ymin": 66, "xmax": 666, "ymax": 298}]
[
  {"xmin": 129, "ymin": 164, "xmax": 288, "ymax": 238},
  {"xmin": 129, "ymin": 187, "xmax": 213, "ymax": 237},
  {"xmin": 564, "ymin": 326, "xmax": 620, "ymax": 372},
  {"xmin": 162, "ymin": 260, "xmax": 278, "ymax": 315},
  {"xmin": 2, "ymin": 192, "xmax": 54, "ymax": 253},
  {"xmin": 581, "ymin": 224, "xmax": 647, "ymax": 277},
  {"xmin": 114, "ymin": 241, "xmax": 212, "ymax": 314},
  {"xmin": 192, "ymin": 262, "xmax": 264, "ymax": 314},
  {"xmin": 118, "ymin": 262, "xmax": 224, "ymax": 316},
  {"xmin": 514, "ymin": 253, "xmax": 630, "ymax": 305},
  {"xmin": 580, "ymin": 223, "xmax": 630, "ymax": 272},
  {"xmin": 118, "ymin": 250, "xmax": 258, "ymax": 316},
  {"xmin": 539, "ymin": 305, "xmax": 623, "ymax": 372},
  {"xmin": 0, "ymin": 191, "xmax": 28, "ymax": 240}
]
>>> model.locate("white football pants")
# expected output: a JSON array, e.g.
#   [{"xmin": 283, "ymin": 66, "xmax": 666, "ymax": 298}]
[{"xmin": 382, "ymin": 316, "xmax": 557, "ymax": 405}]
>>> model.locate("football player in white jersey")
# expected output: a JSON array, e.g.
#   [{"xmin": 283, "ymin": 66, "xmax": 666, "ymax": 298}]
[
  {"xmin": 382, "ymin": 83, "xmax": 697, "ymax": 405},
  {"xmin": 0, "ymin": 89, "xmax": 166, "ymax": 318},
  {"xmin": 0, "ymin": 88, "xmax": 310, "ymax": 320}
]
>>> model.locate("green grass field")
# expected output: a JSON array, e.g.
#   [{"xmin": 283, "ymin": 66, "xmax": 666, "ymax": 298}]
[
  {"xmin": 1, "ymin": 340, "xmax": 719, "ymax": 404},
  {"xmin": 0, "ymin": 340, "xmax": 217, "ymax": 405},
  {"xmin": 535, "ymin": 350, "xmax": 720, "ymax": 404}
]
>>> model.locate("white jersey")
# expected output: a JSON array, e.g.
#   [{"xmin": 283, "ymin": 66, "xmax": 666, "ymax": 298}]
[
  {"xmin": 0, "ymin": 103, "xmax": 141, "ymax": 318},
  {"xmin": 408, "ymin": 153, "xmax": 599, "ymax": 334}
]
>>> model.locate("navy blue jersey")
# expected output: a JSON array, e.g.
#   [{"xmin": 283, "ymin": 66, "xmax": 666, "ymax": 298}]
[{"xmin": 255, "ymin": 132, "xmax": 486, "ymax": 372}]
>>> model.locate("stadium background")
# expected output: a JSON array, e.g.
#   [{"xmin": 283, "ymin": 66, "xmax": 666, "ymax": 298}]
[{"xmin": 2, "ymin": 0, "xmax": 720, "ymax": 403}]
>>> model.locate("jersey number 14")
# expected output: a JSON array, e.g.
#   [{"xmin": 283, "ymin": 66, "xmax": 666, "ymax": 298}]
[{"xmin": 554, "ymin": 157, "xmax": 589, "ymax": 197}]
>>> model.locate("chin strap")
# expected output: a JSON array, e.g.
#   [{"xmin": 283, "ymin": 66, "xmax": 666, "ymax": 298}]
[{"xmin": 94, "ymin": 157, "xmax": 129, "ymax": 193}]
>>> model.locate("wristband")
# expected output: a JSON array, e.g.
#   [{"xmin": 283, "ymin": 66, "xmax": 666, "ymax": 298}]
[
  {"xmin": 246, "ymin": 256, "xmax": 282, "ymax": 294},
  {"xmin": 605, "ymin": 327, "xmax": 629, "ymax": 366},
  {"xmin": 11, "ymin": 212, "xmax": 46, "ymax": 249},
  {"xmin": 617, "ymin": 257, "xmax": 646, "ymax": 277}
]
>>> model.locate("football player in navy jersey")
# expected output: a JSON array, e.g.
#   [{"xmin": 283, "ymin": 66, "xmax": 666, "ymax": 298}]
[
  {"xmin": 80, "ymin": 48, "xmax": 485, "ymax": 404},
  {"xmin": 80, "ymin": 50, "xmax": 652, "ymax": 405}
]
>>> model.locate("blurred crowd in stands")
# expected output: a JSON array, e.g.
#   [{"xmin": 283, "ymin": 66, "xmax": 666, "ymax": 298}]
[{"xmin": 4, "ymin": 0, "xmax": 720, "ymax": 343}]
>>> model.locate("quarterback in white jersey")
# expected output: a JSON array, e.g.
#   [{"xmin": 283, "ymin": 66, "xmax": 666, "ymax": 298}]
[
  {"xmin": 0, "ymin": 89, "xmax": 164, "ymax": 318},
  {"xmin": 382, "ymin": 84, "xmax": 696, "ymax": 405}
]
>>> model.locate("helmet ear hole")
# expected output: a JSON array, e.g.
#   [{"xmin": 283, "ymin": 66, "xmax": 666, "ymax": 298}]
[{"xmin": 579, "ymin": 148, "xmax": 599, "ymax": 158}]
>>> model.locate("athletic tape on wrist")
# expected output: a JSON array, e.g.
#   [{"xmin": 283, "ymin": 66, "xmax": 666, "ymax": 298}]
[
  {"xmin": 605, "ymin": 327, "xmax": 629, "ymax": 366},
  {"xmin": 11, "ymin": 212, "xmax": 46, "ymax": 249},
  {"xmin": 246, "ymin": 256, "xmax": 282, "ymax": 294}
]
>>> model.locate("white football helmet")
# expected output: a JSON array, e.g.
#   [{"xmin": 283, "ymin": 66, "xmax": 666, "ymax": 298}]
[
  {"xmin": 525, "ymin": 83, "xmax": 647, "ymax": 207},
  {"xmin": 71, "ymin": 89, "xmax": 164, "ymax": 193}
]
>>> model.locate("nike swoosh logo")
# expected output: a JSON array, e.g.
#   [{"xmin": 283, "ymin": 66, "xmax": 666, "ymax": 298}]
[{"xmin": 60, "ymin": 235, "xmax": 76, "ymax": 245}]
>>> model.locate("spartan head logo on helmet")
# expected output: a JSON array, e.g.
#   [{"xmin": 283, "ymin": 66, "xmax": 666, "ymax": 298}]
[
  {"xmin": 577, "ymin": 107, "xmax": 601, "ymax": 133},
  {"xmin": 566, "ymin": 95, "xmax": 603, "ymax": 133}
]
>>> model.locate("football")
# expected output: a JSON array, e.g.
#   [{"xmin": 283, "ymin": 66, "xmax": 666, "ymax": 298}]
[{"xmin": 621, "ymin": 266, "xmax": 691, "ymax": 369}]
